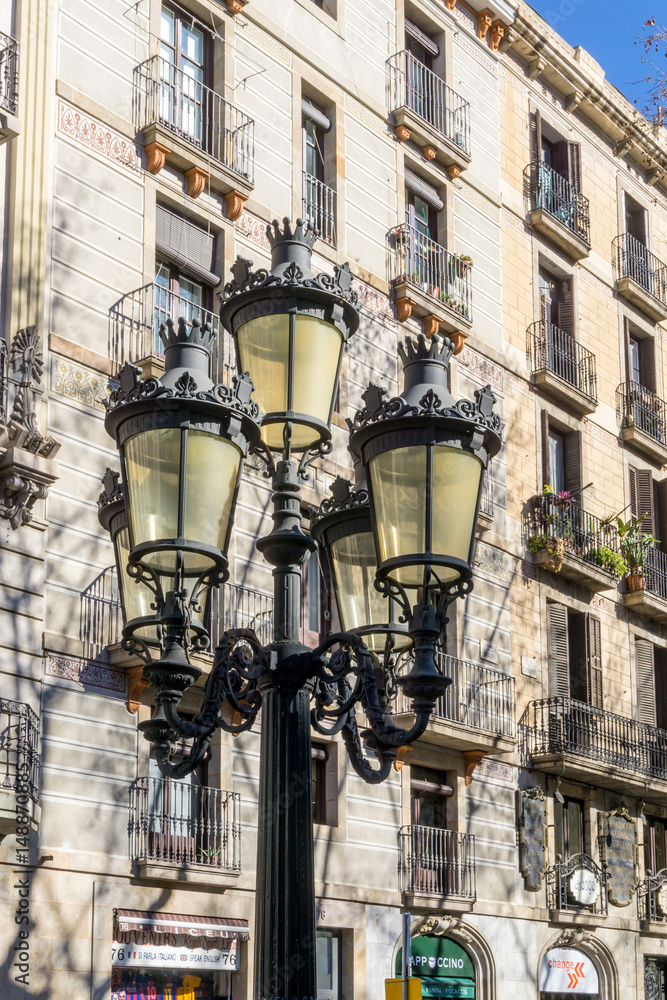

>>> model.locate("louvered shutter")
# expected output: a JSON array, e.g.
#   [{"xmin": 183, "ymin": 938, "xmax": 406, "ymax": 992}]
[
  {"xmin": 155, "ymin": 205, "xmax": 218, "ymax": 286},
  {"xmin": 585, "ymin": 614, "xmax": 603, "ymax": 708},
  {"xmin": 568, "ymin": 612, "xmax": 588, "ymax": 702},
  {"xmin": 552, "ymin": 140, "xmax": 569, "ymax": 179},
  {"xmin": 567, "ymin": 142, "xmax": 582, "ymax": 189},
  {"xmin": 530, "ymin": 110, "xmax": 542, "ymax": 164},
  {"xmin": 563, "ymin": 431, "xmax": 581, "ymax": 495},
  {"xmin": 630, "ymin": 466, "xmax": 655, "ymax": 535},
  {"xmin": 624, "ymin": 318, "xmax": 632, "ymax": 383},
  {"xmin": 558, "ymin": 277, "xmax": 574, "ymax": 338},
  {"xmin": 541, "ymin": 409, "xmax": 550, "ymax": 489},
  {"xmin": 655, "ymin": 647, "xmax": 667, "ymax": 730},
  {"xmin": 631, "ymin": 206, "xmax": 648, "ymax": 248},
  {"xmin": 548, "ymin": 603, "xmax": 570, "ymax": 697},
  {"xmin": 656, "ymin": 479, "xmax": 667, "ymax": 549},
  {"xmin": 639, "ymin": 337, "xmax": 656, "ymax": 393},
  {"xmin": 636, "ymin": 638, "xmax": 657, "ymax": 725}
]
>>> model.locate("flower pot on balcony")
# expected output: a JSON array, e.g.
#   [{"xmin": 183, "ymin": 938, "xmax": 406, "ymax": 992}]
[{"xmin": 627, "ymin": 570, "xmax": 643, "ymax": 592}]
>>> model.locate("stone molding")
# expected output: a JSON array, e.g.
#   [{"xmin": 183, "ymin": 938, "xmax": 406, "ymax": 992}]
[
  {"xmin": 51, "ymin": 356, "xmax": 108, "ymax": 412},
  {"xmin": 44, "ymin": 653, "xmax": 126, "ymax": 695},
  {"xmin": 458, "ymin": 345, "xmax": 504, "ymax": 391}
]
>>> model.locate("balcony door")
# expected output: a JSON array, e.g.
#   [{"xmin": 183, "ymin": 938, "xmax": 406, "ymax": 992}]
[
  {"xmin": 160, "ymin": 4, "xmax": 206, "ymax": 147},
  {"xmin": 547, "ymin": 604, "xmax": 603, "ymax": 710},
  {"xmin": 554, "ymin": 795, "xmax": 585, "ymax": 860},
  {"xmin": 410, "ymin": 766, "xmax": 453, "ymax": 895},
  {"xmin": 404, "ymin": 27, "xmax": 434, "ymax": 121},
  {"xmin": 645, "ymin": 816, "xmax": 667, "ymax": 875},
  {"xmin": 147, "ymin": 754, "xmax": 208, "ymax": 865}
]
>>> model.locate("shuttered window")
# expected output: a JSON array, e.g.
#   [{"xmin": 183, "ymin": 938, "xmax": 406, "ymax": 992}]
[
  {"xmin": 636, "ymin": 638, "xmax": 657, "ymax": 726},
  {"xmin": 558, "ymin": 276, "xmax": 574, "ymax": 338},
  {"xmin": 586, "ymin": 614, "xmax": 603, "ymax": 709},
  {"xmin": 541, "ymin": 412, "xmax": 581, "ymax": 494},
  {"xmin": 530, "ymin": 109, "xmax": 542, "ymax": 164},
  {"xmin": 629, "ymin": 466, "xmax": 655, "ymax": 536},
  {"xmin": 548, "ymin": 603, "xmax": 570, "ymax": 697},
  {"xmin": 625, "ymin": 321, "xmax": 656, "ymax": 392},
  {"xmin": 554, "ymin": 796, "xmax": 585, "ymax": 859},
  {"xmin": 547, "ymin": 605, "xmax": 603, "ymax": 705},
  {"xmin": 625, "ymin": 192, "xmax": 648, "ymax": 247},
  {"xmin": 656, "ymin": 647, "xmax": 667, "ymax": 731},
  {"xmin": 155, "ymin": 205, "xmax": 218, "ymax": 286},
  {"xmin": 530, "ymin": 110, "xmax": 582, "ymax": 190}
]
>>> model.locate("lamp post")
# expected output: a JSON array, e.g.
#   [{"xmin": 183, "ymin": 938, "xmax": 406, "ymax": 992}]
[{"xmin": 103, "ymin": 218, "xmax": 502, "ymax": 1000}]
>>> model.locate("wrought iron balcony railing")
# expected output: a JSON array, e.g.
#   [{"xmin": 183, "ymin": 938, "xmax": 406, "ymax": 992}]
[
  {"xmin": 388, "ymin": 224, "xmax": 472, "ymax": 321},
  {"xmin": 528, "ymin": 320, "xmax": 597, "ymax": 402},
  {"xmin": 530, "ymin": 162, "xmax": 590, "ymax": 245},
  {"xmin": 527, "ymin": 494, "xmax": 619, "ymax": 570},
  {"xmin": 525, "ymin": 696, "xmax": 667, "ymax": 781},
  {"xmin": 546, "ymin": 853, "xmax": 608, "ymax": 915},
  {"xmin": 387, "ymin": 51, "xmax": 470, "ymax": 155},
  {"xmin": 632, "ymin": 546, "xmax": 667, "ymax": 603},
  {"xmin": 638, "ymin": 869, "xmax": 667, "ymax": 922},
  {"xmin": 135, "ymin": 55, "xmax": 254, "ymax": 182},
  {"xmin": 0, "ymin": 338, "xmax": 7, "ymax": 424},
  {"xmin": 109, "ymin": 282, "xmax": 236, "ymax": 386},
  {"xmin": 129, "ymin": 776, "xmax": 241, "ymax": 871},
  {"xmin": 399, "ymin": 825, "xmax": 476, "ymax": 899},
  {"xmin": 617, "ymin": 380, "xmax": 667, "ymax": 446},
  {"xmin": 614, "ymin": 232, "xmax": 667, "ymax": 306},
  {"xmin": 479, "ymin": 470, "xmax": 494, "ymax": 519},
  {"xmin": 80, "ymin": 567, "xmax": 274, "ymax": 659},
  {"xmin": 302, "ymin": 172, "xmax": 336, "ymax": 246},
  {"xmin": 395, "ymin": 653, "xmax": 515, "ymax": 738},
  {"xmin": 0, "ymin": 32, "xmax": 19, "ymax": 116},
  {"xmin": 0, "ymin": 700, "xmax": 40, "ymax": 802}
]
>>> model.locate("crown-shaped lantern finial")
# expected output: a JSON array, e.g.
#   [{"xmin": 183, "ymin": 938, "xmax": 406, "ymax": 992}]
[
  {"xmin": 159, "ymin": 316, "xmax": 216, "ymax": 356},
  {"xmin": 265, "ymin": 217, "xmax": 318, "ymax": 281},
  {"xmin": 398, "ymin": 333, "xmax": 455, "ymax": 408},
  {"xmin": 398, "ymin": 333, "xmax": 454, "ymax": 370},
  {"xmin": 265, "ymin": 217, "xmax": 318, "ymax": 251}
]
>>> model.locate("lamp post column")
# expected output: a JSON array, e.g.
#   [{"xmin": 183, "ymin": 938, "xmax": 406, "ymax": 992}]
[{"xmin": 254, "ymin": 458, "xmax": 318, "ymax": 1000}]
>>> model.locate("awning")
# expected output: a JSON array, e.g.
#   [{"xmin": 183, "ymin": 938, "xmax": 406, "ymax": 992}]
[
  {"xmin": 115, "ymin": 910, "xmax": 249, "ymax": 941},
  {"xmin": 405, "ymin": 168, "xmax": 445, "ymax": 211},
  {"xmin": 302, "ymin": 98, "xmax": 332, "ymax": 133},
  {"xmin": 405, "ymin": 18, "xmax": 440, "ymax": 58}
]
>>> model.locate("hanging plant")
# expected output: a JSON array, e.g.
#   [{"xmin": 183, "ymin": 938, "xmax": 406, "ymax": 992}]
[{"xmin": 528, "ymin": 534, "xmax": 565, "ymax": 573}]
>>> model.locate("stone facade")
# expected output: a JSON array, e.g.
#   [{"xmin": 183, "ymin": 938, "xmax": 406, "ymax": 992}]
[{"xmin": 1, "ymin": 1, "xmax": 667, "ymax": 999}]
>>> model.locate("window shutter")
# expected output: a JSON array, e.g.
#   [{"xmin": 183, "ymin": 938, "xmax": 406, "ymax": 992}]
[
  {"xmin": 639, "ymin": 337, "xmax": 656, "ymax": 393},
  {"xmin": 632, "ymin": 207, "xmax": 648, "ymax": 248},
  {"xmin": 568, "ymin": 612, "xmax": 588, "ymax": 702},
  {"xmin": 655, "ymin": 479, "xmax": 667, "ymax": 548},
  {"xmin": 563, "ymin": 431, "xmax": 581, "ymax": 495},
  {"xmin": 541, "ymin": 409, "xmax": 550, "ymax": 488},
  {"xmin": 585, "ymin": 614, "xmax": 603, "ymax": 708},
  {"xmin": 552, "ymin": 140, "xmax": 569, "ymax": 178},
  {"xmin": 567, "ymin": 142, "xmax": 582, "ymax": 190},
  {"xmin": 404, "ymin": 18, "xmax": 440, "ymax": 57},
  {"xmin": 548, "ymin": 603, "xmax": 570, "ymax": 697},
  {"xmin": 655, "ymin": 647, "xmax": 667, "ymax": 731},
  {"xmin": 155, "ymin": 206, "xmax": 218, "ymax": 286},
  {"xmin": 636, "ymin": 638, "xmax": 657, "ymax": 725},
  {"xmin": 630, "ymin": 466, "xmax": 655, "ymax": 535},
  {"xmin": 558, "ymin": 277, "xmax": 574, "ymax": 338},
  {"xmin": 624, "ymin": 319, "xmax": 632, "ymax": 383},
  {"xmin": 530, "ymin": 110, "xmax": 542, "ymax": 164}
]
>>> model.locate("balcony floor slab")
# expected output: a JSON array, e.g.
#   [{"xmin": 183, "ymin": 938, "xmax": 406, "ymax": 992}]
[
  {"xmin": 402, "ymin": 892, "xmax": 475, "ymax": 915},
  {"xmin": 530, "ymin": 549, "xmax": 616, "ymax": 593},
  {"xmin": 141, "ymin": 121, "xmax": 253, "ymax": 198},
  {"xmin": 548, "ymin": 909, "xmax": 606, "ymax": 928},
  {"xmin": 392, "ymin": 106, "xmax": 471, "ymax": 173},
  {"xmin": 392, "ymin": 713, "xmax": 515, "ymax": 755},
  {"xmin": 616, "ymin": 275, "xmax": 667, "ymax": 323},
  {"xmin": 622, "ymin": 587, "xmax": 667, "ymax": 623},
  {"xmin": 532, "ymin": 370, "xmax": 597, "ymax": 415},
  {"xmin": 620, "ymin": 422, "xmax": 667, "ymax": 465},
  {"xmin": 531, "ymin": 751, "xmax": 667, "ymax": 803},
  {"xmin": 0, "ymin": 791, "xmax": 40, "ymax": 839},
  {"xmin": 529, "ymin": 208, "xmax": 590, "ymax": 260},
  {"xmin": 391, "ymin": 279, "xmax": 472, "ymax": 334},
  {"xmin": 134, "ymin": 860, "xmax": 241, "ymax": 886}
]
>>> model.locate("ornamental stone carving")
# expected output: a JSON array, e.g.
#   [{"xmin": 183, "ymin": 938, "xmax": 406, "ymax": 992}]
[{"xmin": 0, "ymin": 327, "xmax": 60, "ymax": 529}]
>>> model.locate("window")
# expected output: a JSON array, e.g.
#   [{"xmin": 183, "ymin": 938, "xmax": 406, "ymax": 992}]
[
  {"xmin": 301, "ymin": 99, "xmax": 335, "ymax": 245},
  {"xmin": 644, "ymin": 816, "xmax": 667, "ymax": 874},
  {"xmin": 538, "ymin": 270, "xmax": 573, "ymax": 337},
  {"xmin": 625, "ymin": 192, "xmax": 648, "ymax": 248},
  {"xmin": 547, "ymin": 603, "xmax": 603, "ymax": 706},
  {"xmin": 303, "ymin": 115, "xmax": 325, "ymax": 182},
  {"xmin": 531, "ymin": 110, "xmax": 582, "ymax": 191},
  {"xmin": 160, "ymin": 4, "xmax": 207, "ymax": 145},
  {"xmin": 316, "ymin": 930, "xmax": 341, "ymax": 1000},
  {"xmin": 628, "ymin": 466, "xmax": 667, "ymax": 549},
  {"xmin": 540, "ymin": 412, "xmax": 580, "ymax": 495},
  {"xmin": 554, "ymin": 795, "xmax": 585, "ymax": 859},
  {"xmin": 405, "ymin": 187, "xmax": 437, "ymax": 240},
  {"xmin": 624, "ymin": 322, "xmax": 655, "ymax": 392},
  {"xmin": 312, "ymin": 744, "xmax": 328, "ymax": 825},
  {"xmin": 635, "ymin": 638, "xmax": 667, "ymax": 729},
  {"xmin": 403, "ymin": 19, "xmax": 439, "ymax": 121},
  {"xmin": 410, "ymin": 766, "xmax": 452, "ymax": 828}
]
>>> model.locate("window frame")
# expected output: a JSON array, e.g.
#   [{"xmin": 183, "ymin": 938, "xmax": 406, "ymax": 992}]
[{"xmin": 553, "ymin": 794, "xmax": 585, "ymax": 860}]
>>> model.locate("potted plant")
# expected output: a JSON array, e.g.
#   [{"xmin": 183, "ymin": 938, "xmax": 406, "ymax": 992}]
[
  {"xmin": 450, "ymin": 253, "xmax": 473, "ymax": 279},
  {"xmin": 617, "ymin": 514, "xmax": 659, "ymax": 590},
  {"xmin": 590, "ymin": 545, "xmax": 628, "ymax": 579},
  {"xmin": 527, "ymin": 534, "xmax": 566, "ymax": 573}
]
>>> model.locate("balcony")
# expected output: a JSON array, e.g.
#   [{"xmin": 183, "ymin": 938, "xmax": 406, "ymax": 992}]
[
  {"xmin": 613, "ymin": 233, "xmax": 667, "ymax": 322},
  {"xmin": 135, "ymin": 55, "xmax": 254, "ymax": 211},
  {"xmin": 622, "ymin": 546, "xmax": 667, "ymax": 623},
  {"xmin": 529, "ymin": 162, "xmax": 590, "ymax": 259},
  {"xmin": 109, "ymin": 283, "xmax": 236, "ymax": 384},
  {"xmin": 617, "ymin": 380, "xmax": 667, "ymax": 464},
  {"xmin": 388, "ymin": 224, "xmax": 472, "ymax": 340},
  {"xmin": 394, "ymin": 654, "xmax": 515, "ymax": 758},
  {"xmin": 81, "ymin": 568, "xmax": 274, "ymax": 663},
  {"xmin": 0, "ymin": 700, "xmax": 40, "ymax": 839},
  {"xmin": 387, "ymin": 51, "xmax": 470, "ymax": 176},
  {"xmin": 527, "ymin": 321, "xmax": 597, "ymax": 414},
  {"xmin": 0, "ymin": 32, "xmax": 19, "ymax": 144},
  {"xmin": 129, "ymin": 776, "xmax": 241, "ymax": 884},
  {"xmin": 527, "ymin": 494, "xmax": 620, "ymax": 592},
  {"xmin": 638, "ymin": 870, "xmax": 667, "ymax": 932},
  {"xmin": 399, "ymin": 825, "xmax": 475, "ymax": 911},
  {"xmin": 546, "ymin": 854, "xmax": 608, "ymax": 923},
  {"xmin": 524, "ymin": 697, "xmax": 667, "ymax": 800},
  {"xmin": 302, "ymin": 172, "xmax": 336, "ymax": 247}
]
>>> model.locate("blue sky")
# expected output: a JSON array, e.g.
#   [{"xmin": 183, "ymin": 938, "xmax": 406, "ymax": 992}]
[{"xmin": 527, "ymin": 1, "xmax": 660, "ymax": 115}]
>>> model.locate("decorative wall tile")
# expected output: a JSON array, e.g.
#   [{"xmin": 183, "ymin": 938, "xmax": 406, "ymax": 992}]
[
  {"xmin": 56, "ymin": 99, "xmax": 141, "ymax": 174},
  {"xmin": 238, "ymin": 20, "xmax": 291, "ymax": 65},
  {"xmin": 235, "ymin": 210, "xmax": 272, "ymax": 253},
  {"xmin": 458, "ymin": 185, "xmax": 500, "ymax": 221},
  {"xmin": 45, "ymin": 653, "xmax": 126, "ymax": 694},
  {"xmin": 579, "ymin": 267, "xmax": 614, "ymax": 300},
  {"xmin": 475, "ymin": 758, "xmax": 514, "ymax": 782},
  {"xmin": 475, "ymin": 542, "xmax": 509, "ymax": 582},
  {"xmin": 583, "ymin": 418, "xmax": 617, "ymax": 449},
  {"xmin": 505, "ymin": 371, "xmax": 532, "ymax": 396},
  {"xmin": 344, "ymin": 95, "xmax": 395, "ymax": 142},
  {"xmin": 502, "ymin": 206, "xmax": 530, "ymax": 236},
  {"xmin": 455, "ymin": 32, "xmax": 497, "ymax": 75},
  {"xmin": 458, "ymin": 346, "xmax": 504, "ymax": 391},
  {"xmin": 51, "ymin": 356, "xmax": 107, "ymax": 411}
]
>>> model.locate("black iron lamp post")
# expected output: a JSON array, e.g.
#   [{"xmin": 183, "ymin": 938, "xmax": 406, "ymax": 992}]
[{"xmin": 102, "ymin": 218, "xmax": 503, "ymax": 1000}]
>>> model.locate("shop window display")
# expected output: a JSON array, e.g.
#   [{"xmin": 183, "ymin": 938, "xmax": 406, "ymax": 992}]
[{"xmin": 111, "ymin": 967, "xmax": 231, "ymax": 999}]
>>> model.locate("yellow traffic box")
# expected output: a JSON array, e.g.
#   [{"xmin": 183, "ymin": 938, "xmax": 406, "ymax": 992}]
[{"xmin": 385, "ymin": 977, "xmax": 422, "ymax": 1000}]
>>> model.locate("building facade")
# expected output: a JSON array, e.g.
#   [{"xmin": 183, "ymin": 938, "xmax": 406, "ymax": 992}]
[{"xmin": 1, "ymin": 0, "xmax": 667, "ymax": 998}]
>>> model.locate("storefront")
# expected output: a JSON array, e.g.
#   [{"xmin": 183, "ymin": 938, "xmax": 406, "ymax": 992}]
[
  {"xmin": 112, "ymin": 909, "xmax": 248, "ymax": 1000},
  {"xmin": 396, "ymin": 935, "xmax": 476, "ymax": 998},
  {"xmin": 539, "ymin": 947, "xmax": 599, "ymax": 998}
]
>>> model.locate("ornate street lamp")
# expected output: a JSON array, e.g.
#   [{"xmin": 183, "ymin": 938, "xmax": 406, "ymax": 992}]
[{"xmin": 103, "ymin": 219, "xmax": 503, "ymax": 1000}]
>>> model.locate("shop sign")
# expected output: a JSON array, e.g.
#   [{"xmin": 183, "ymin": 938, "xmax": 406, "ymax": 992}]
[
  {"xmin": 112, "ymin": 934, "xmax": 238, "ymax": 971},
  {"xmin": 568, "ymin": 867, "xmax": 600, "ymax": 906},
  {"xmin": 420, "ymin": 979, "xmax": 475, "ymax": 998},
  {"xmin": 396, "ymin": 934, "xmax": 475, "ymax": 984},
  {"xmin": 518, "ymin": 786, "xmax": 547, "ymax": 891},
  {"xmin": 597, "ymin": 806, "xmax": 637, "ymax": 906},
  {"xmin": 539, "ymin": 948, "xmax": 598, "ymax": 994}
]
